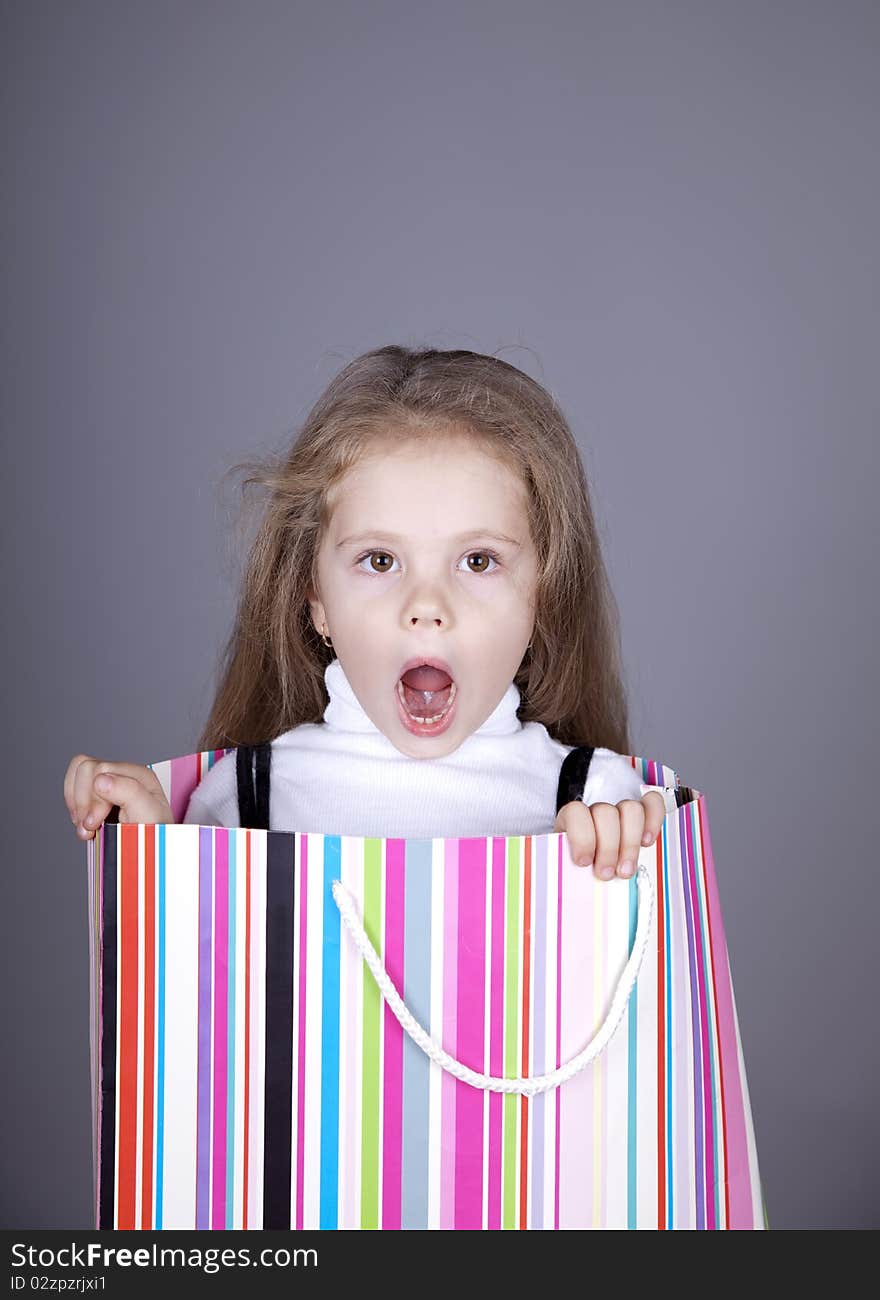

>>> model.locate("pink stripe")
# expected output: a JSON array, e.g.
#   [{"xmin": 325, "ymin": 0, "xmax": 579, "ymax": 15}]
[
  {"xmin": 488, "ymin": 838, "xmax": 505, "ymax": 1229},
  {"xmin": 554, "ymin": 838, "xmax": 561, "ymax": 1230},
  {"xmin": 295, "ymin": 836, "xmax": 308, "ymax": 1229},
  {"xmin": 241, "ymin": 842, "xmax": 256, "ymax": 1227},
  {"xmin": 558, "ymin": 845, "xmax": 593, "ymax": 1227},
  {"xmin": 168, "ymin": 751, "xmax": 201, "ymax": 824},
  {"xmin": 671, "ymin": 824, "xmax": 691, "ymax": 1225},
  {"xmin": 167, "ymin": 749, "xmax": 229, "ymax": 824},
  {"xmin": 95, "ymin": 842, "xmax": 103, "ymax": 1227},
  {"xmin": 599, "ymin": 878, "xmax": 607, "ymax": 1228},
  {"xmin": 342, "ymin": 844, "xmax": 359, "ymax": 1229},
  {"xmin": 440, "ymin": 841, "xmax": 458, "ymax": 1228},
  {"xmin": 697, "ymin": 799, "xmax": 754, "ymax": 1227},
  {"xmin": 211, "ymin": 831, "xmax": 228, "ymax": 1229},
  {"xmin": 245, "ymin": 843, "xmax": 260, "ymax": 1227},
  {"xmin": 455, "ymin": 838, "xmax": 486, "ymax": 1228},
  {"xmin": 382, "ymin": 840, "xmax": 405, "ymax": 1229},
  {"xmin": 682, "ymin": 805, "xmax": 711, "ymax": 1226}
]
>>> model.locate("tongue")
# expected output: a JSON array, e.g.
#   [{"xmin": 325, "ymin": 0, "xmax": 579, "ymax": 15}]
[
  {"xmin": 401, "ymin": 665, "xmax": 452, "ymax": 690},
  {"xmin": 399, "ymin": 664, "xmax": 454, "ymax": 720}
]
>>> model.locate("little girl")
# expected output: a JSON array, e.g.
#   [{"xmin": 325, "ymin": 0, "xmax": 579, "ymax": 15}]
[{"xmin": 64, "ymin": 346, "xmax": 666, "ymax": 878}]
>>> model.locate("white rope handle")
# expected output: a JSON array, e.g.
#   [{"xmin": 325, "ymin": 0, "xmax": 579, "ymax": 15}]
[{"xmin": 331, "ymin": 863, "xmax": 654, "ymax": 1097}]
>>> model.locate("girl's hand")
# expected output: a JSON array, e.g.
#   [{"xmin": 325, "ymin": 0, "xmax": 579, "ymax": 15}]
[
  {"xmin": 554, "ymin": 792, "xmax": 667, "ymax": 881},
  {"xmin": 63, "ymin": 754, "xmax": 175, "ymax": 841}
]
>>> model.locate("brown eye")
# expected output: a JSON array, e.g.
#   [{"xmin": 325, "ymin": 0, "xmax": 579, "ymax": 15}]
[
  {"xmin": 367, "ymin": 551, "xmax": 394, "ymax": 573},
  {"xmin": 465, "ymin": 551, "xmax": 498, "ymax": 574}
]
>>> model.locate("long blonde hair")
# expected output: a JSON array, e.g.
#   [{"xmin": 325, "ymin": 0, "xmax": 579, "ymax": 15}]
[{"xmin": 196, "ymin": 345, "xmax": 633, "ymax": 755}]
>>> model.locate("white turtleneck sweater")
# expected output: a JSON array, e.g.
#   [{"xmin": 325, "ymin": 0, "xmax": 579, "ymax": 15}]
[{"xmin": 182, "ymin": 658, "xmax": 647, "ymax": 838}]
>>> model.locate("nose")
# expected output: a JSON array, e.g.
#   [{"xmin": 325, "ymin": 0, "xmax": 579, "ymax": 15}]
[{"xmin": 401, "ymin": 580, "xmax": 453, "ymax": 633}]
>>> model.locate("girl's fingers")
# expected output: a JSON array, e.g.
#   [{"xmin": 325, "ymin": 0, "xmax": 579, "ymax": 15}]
[
  {"xmin": 587, "ymin": 803, "xmax": 621, "ymax": 881},
  {"xmin": 71, "ymin": 757, "xmax": 102, "ymax": 834},
  {"xmin": 76, "ymin": 796, "xmax": 115, "ymax": 838},
  {"xmin": 73, "ymin": 764, "xmax": 117, "ymax": 838},
  {"xmin": 554, "ymin": 800, "xmax": 596, "ymax": 868},
  {"xmin": 65, "ymin": 753, "xmax": 111, "ymax": 823},
  {"xmin": 69, "ymin": 760, "xmax": 171, "ymax": 839},
  {"xmin": 558, "ymin": 801, "xmax": 650, "ymax": 883},
  {"xmin": 614, "ymin": 799, "xmax": 647, "ymax": 879},
  {"xmin": 639, "ymin": 790, "xmax": 666, "ymax": 847},
  {"xmin": 83, "ymin": 772, "xmax": 132, "ymax": 834},
  {"xmin": 64, "ymin": 754, "xmax": 91, "ymax": 822}
]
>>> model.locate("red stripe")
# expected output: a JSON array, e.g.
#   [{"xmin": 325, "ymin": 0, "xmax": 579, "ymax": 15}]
[
  {"xmin": 697, "ymin": 798, "xmax": 730, "ymax": 1227},
  {"xmin": 519, "ymin": 836, "xmax": 532, "ymax": 1229},
  {"xmin": 117, "ymin": 824, "xmax": 139, "ymax": 1229},
  {"xmin": 140, "ymin": 826, "xmax": 155, "ymax": 1228},
  {"xmin": 383, "ymin": 840, "xmax": 405, "ymax": 1229},
  {"xmin": 655, "ymin": 841, "xmax": 667, "ymax": 1229}
]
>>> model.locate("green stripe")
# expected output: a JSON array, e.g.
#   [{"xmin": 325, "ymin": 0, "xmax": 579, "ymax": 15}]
[
  {"xmin": 361, "ymin": 839, "xmax": 382, "ymax": 1228},
  {"xmin": 503, "ymin": 837, "xmax": 520, "ymax": 1229}
]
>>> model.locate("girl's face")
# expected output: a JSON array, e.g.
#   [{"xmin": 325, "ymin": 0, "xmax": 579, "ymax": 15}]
[{"xmin": 308, "ymin": 434, "xmax": 539, "ymax": 757}]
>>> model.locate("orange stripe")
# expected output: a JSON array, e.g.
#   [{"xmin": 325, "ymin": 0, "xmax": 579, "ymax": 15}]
[
  {"xmin": 697, "ymin": 799, "xmax": 730, "ymax": 1227},
  {"xmin": 655, "ymin": 841, "xmax": 667, "ymax": 1228},
  {"xmin": 243, "ymin": 834, "xmax": 251, "ymax": 1228},
  {"xmin": 519, "ymin": 836, "xmax": 532, "ymax": 1229},
  {"xmin": 118, "ymin": 824, "xmax": 139, "ymax": 1229},
  {"xmin": 140, "ymin": 826, "xmax": 155, "ymax": 1228}
]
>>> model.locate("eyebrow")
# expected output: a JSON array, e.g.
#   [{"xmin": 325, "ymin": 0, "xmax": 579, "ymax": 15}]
[{"xmin": 336, "ymin": 529, "xmax": 522, "ymax": 549}]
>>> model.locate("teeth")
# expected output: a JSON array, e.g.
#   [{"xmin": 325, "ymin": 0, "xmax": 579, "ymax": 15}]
[{"xmin": 397, "ymin": 679, "xmax": 457, "ymax": 724}]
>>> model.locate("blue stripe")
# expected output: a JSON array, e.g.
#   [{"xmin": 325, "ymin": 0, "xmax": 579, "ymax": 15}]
[
  {"xmin": 681, "ymin": 803, "xmax": 705, "ymax": 1229},
  {"xmin": 663, "ymin": 822, "xmax": 673, "ymax": 1228},
  {"xmin": 226, "ymin": 833, "xmax": 236, "ymax": 1227},
  {"xmin": 319, "ymin": 837, "xmax": 341, "ymax": 1228},
  {"xmin": 689, "ymin": 803, "xmax": 722, "ymax": 1228},
  {"xmin": 401, "ymin": 839, "xmax": 432, "ymax": 1228},
  {"xmin": 156, "ymin": 825, "xmax": 166, "ymax": 1229},
  {"xmin": 626, "ymin": 872, "xmax": 638, "ymax": 1228}
]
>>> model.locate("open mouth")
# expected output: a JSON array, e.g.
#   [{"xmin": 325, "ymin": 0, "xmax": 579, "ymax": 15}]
[
  {"xmin": 396, "ymin": 677, "xmax": 457, "ymax": 723},
  {"xmin": 396, "ymin": 662, "xmax": 457, "ymax": 731}
]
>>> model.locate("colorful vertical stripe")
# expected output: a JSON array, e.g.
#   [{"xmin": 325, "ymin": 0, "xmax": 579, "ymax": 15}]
[{"xmin": 87, "ymin": 752, "xmax": 767, "ymax": 1229}]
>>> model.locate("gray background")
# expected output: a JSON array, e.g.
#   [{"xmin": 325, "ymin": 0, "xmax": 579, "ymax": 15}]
[{"xmin": 3, "ymin": 0, "xmax": 877, "ymax": 1230}]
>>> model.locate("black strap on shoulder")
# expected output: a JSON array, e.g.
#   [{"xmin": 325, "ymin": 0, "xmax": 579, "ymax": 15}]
[
  {"xmin": 236, "ymin": 741, "xmax": 272, "ymax": 830},
  {"xmin": 555, "ymin": 744, "xmax": 595, "ymax": 814}
]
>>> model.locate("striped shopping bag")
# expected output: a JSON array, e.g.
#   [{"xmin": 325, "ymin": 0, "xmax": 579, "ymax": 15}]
[{"xmin": 87, "ymin": 748, "xmax": 767, "ymax": 1230}]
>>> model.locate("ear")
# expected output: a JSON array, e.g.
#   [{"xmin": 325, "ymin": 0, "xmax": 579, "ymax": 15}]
[{"xmin": 306, "ymin": 585, "xmax": 326, "ymax": 636}]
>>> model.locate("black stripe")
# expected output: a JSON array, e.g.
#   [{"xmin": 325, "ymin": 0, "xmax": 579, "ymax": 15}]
[
  {"xmin": 236, "ymin": 743, "xmax": 272, "ymax": 830},
  {"xmin": 98, "ymin": 825, "xmax": 117, "ymax": 1230},
  {"xmin": 254, "ymin": 742, "xmax": 271, "ymax": 830},
  {"xmin": 555, "ymin": 744, "xmax": 595, "ymax": 813},
  {"xmin": 236, "ymin": 745, "xmax": 257, "ymax": 829},
  {"xmin": 262, "ymin": 831, "xmax": 296, "ymax": 1228}
]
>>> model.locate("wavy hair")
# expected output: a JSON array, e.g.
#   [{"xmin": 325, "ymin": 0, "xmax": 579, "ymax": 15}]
[{"xmin": 196, "ymin": 345, "xmax": 633, "ymax": 755}]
